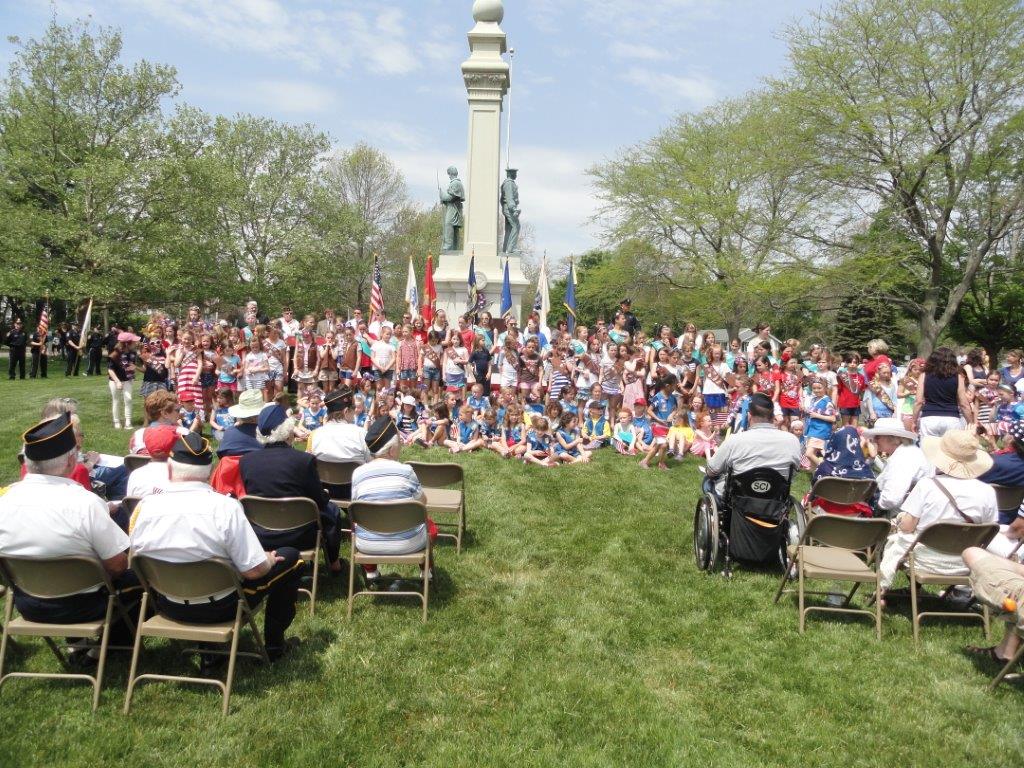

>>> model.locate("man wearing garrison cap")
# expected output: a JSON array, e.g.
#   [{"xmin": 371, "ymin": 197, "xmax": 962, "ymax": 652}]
[
  {"xmin": 705, "ymin": 393, "xmax": 802, "ymax": 497},
  {"xmin": 349, "ymin": 416, "xmax": 436, "ymax": 585},
  {"xmin": 129, "ymin": 432, "xmax": 305, "ymax": 663},
  {"xmin": 0, "ymin": 414, "xmax": 140, "ymax": 658}
]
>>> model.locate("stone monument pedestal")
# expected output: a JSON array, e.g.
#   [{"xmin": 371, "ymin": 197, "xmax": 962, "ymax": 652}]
[{"xmin": 435, "ymin": 0, "xmax": 530, "ymax": 322}]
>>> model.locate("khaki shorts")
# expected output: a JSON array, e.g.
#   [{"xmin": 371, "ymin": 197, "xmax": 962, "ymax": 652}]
[
  {"xmin": 969, "ymin": 551, "xmax": 1024, "ymax": 623},
  {"xmin": 806, "ymin": 437, "xmax": 826, "ymax": 451}
]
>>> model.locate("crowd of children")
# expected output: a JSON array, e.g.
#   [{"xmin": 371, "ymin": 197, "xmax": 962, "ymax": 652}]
[{"xmin": 119, "ymin": 307, "xmax": 1024, "ymax": 471}]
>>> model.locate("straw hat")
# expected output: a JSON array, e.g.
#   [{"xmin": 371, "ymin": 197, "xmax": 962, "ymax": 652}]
[
  {"xmin": 228, "ymin": 389, "xmax": 266, "ymax": 419},
  {"xmin": 921, "ymin": 430, "xmax": 993, "ymax": 479},
  {"xmin": 863, "ymin": 417, "xmax": 917, "ymax": 442}
]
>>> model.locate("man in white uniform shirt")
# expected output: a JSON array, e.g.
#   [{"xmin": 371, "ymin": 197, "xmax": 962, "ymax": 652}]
[
  {"xmin": 129, "ymin": 433, "xmax": 304, "ymax": 661},
  {"xmin": 308, "ymin": 388, "xmax": 370, "ymax": 502},
  {"xmin": 0, "ymin": 413, "xmax": 140, "ymax": 654},
  {"xmin": 125, "ymin": 424, "xmax": 178, "ymax": 499},
  {"xmin": 278, "ymin": 307, "xmax": 300, "ymax": 341},
  {"xmin": 863, "ymin": 418, "xmax": 934, "ymax": 516}
]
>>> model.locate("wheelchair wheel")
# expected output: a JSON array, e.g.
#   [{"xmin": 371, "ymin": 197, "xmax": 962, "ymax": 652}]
[
  {"xmin": 693, "ymin": 493, "xmax": 721, "ymax": 572},
  {"xmin": 776, "ymin": 496, "xmax": 803, "ymax": 573}
]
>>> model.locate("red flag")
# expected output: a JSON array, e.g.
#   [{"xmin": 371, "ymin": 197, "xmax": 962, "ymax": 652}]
[{"xmin": 422, "ymin": 253, "xmax": 436, "ymax": 325}]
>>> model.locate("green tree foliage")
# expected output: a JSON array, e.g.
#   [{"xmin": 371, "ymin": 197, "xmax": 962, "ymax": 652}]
[{"xmin": 784, "ymin": 0, "xmax": 1024, "ymax": 355}]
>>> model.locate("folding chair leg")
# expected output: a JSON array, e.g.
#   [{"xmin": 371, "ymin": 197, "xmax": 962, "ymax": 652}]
[
  {"xmin": 990, "ymin": 641, "xmax": 1024, "ymax": 690},
  {"xmin": 457, "ymin": 501, "xmax": 465, "ymax": 554},
  {"xmin": 91, "ymin": 596, "xmax": 116, "ymax": 711},
  {"xmin": 843, "ymin": 582, "xmax": 860, "ymax": 608},
  {"xmin": 421, "ymin": 550, "xmax": 430, "ymax": 624},
  {"xmin": 43, "ymin": 636, "xmax": 71, "ymax": 671},
  {"xmin": 243, "ymin": 609, "xmax": 271, "ymax": 666},
  {"xmin": 309, "ymin": 532, "xmax": 321, "ymax": 616},
  {"xmin": 346, "ymin": 543, "xmax": 356, "ymax": 620},
  {"xmin": 123, "ymin": 592, "xmax": 149, "ymax": 714},
  {"xmin": 222, "ymin": 603, "xmax": 244, "ymax": 716},
  {"xmin": 0, "ymin": 594, "xmax": 12, "ymax": 685},
  {"xmin": 982, "ymin": 604, "xmax": 991, "ymax": 642},
  {"xmin": 772, "ymin": 556, "xmax": 791, "ymax": 604},
  {"xmin": 798, "ymin": 561, "xmax": 806, "ymax": 634},
  {"xmin": 874, "ymin": 578, "xmax": 882, "ymax": 641},
  {"xmin": 909, "ymin": 563, "xmax": 920, "ymax": 648}
]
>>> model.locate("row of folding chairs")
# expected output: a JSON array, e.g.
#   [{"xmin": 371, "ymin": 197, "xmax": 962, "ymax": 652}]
[
  {"xmin": 775, "ymin": 476, "xmax": 1024, "ymax": 689},
  {"xmin": 0, "ymin": 459, "xmax": 468, "ymax": 714}
]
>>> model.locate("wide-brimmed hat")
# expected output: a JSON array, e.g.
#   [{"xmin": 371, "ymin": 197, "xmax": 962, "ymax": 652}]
[
  {"xmin": 863, "ymin": 417, "xmax": 917, "ymax": 442},
  {"xmin": 117, "ymin": 331, "xmax": 140, "ymax": 343},
  {"xmin": 229, "ymin": 389, "xmax": 265, "ymax": 419},
  {"xmin": 921, "ymin": 430, "xmax": 993, "ymax": 480}
]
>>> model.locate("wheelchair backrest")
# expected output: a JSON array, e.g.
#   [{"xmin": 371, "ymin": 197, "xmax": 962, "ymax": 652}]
[{"xmin": 726, "ymin": 467, "xmax": 792, "ymax": 502}]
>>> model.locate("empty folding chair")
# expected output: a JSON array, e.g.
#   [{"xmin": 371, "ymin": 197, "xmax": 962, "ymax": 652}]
[
  {"xmin": 315, "ymin": 458, "xmax": 360, "ymax": 532},
  {"xmin": 0, "ymin": 555, "xmax": 136, "ymax": 711},
  {"xmin": 774, "ymin": 514, "xmax": 891, "ymax": 639},
  {"xmin": 347, "ymin": 500, "xmax": 431, "ymax": 622},
  {"xmin": 897, "ymin": 522, "xmax": 999, "ymax": 646},
  {"xmin": 124, "ymin": 555, "xmax": 270, "ymax": 716},
  {"xmin": 407, "ymin": 461, "xmax": 467, "ymax": 553},
  {"xmin": 240, "ymin": 496, "xmax": 322, "ymax": 614}
]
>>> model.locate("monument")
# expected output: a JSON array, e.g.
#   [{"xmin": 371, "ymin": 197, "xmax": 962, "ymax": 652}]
[{"xmin": 433, "ymin": 0, "xmax": 529, "ymax": 321}]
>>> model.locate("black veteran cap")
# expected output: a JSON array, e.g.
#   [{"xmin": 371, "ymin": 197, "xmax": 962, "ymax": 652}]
[
  {"xmin": 22, "ymin": 414, "xmax": 77, "ymax": 461},
  {"xmin": 325, "ymin": 387, "xmax": 354, "ymax": 414},
  {"xmin": 171, "ymin": 433, "xmax": 213, "ymax": 466},
  {"xmin": 365, "ymin": 416, "xmax": 398, "ymax": 452}
]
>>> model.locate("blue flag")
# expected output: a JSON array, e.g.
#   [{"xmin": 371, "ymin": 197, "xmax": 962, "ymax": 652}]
[
  {"xmin": 564, "ymin": 258, "xmax": 577, "ymax": 333},
  {"xmin": 467, "ymin": 252, "xmax": 478, "ymax": 314},
  {"xmin": 500, "ymin": 258, "xmax": 513, "ymax": 319}
]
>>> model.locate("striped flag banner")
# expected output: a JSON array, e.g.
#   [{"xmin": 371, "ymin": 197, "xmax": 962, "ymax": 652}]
[{"xmin": 369, "ymin": 253, "xmax": 385, "ymax": 319}]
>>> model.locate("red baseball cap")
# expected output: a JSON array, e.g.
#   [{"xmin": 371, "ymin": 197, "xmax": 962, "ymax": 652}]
[
  {"xmin": 634, "ymin": 398, "xmax": 648, "ymax": 406},
  {"xmin": 143, "ymin": 425, "xmax": 179, "ymax": 459}
]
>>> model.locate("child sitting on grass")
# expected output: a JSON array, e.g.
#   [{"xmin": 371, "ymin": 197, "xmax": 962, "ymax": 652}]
[
  {"xmin": 479, "ymin": 408, "xmax": 509, "ymax": 457},
  {"xmin": 523, "ymin": 414, "xmax": 556, "ymax": 467},
  {"xmin": 300, "ymin": 390, "xmax": 327, "ymax": 432},
  {"xmin": 554, "ymin": 412, "xmax": 592, "ymax": 464},
  {"xmin": 667, "ymin": 410, "xmax": 694, "ymax": 459},
  {"xmin": 613, "ymin": 408, "xmax": 641, "ymax": 455},
  {"xmin": 209, "ymin": 389, "xmax": 235, "ymax": 442},
  {"xmin": 689, "ymin": 412, "xmax": 718, "ymax": 460},
  {"xmin": 397, "ymin": 395, "xmax": 420, "ymax": 445},
  {"xmin": 581, "ymin": 400, "xmax": 611, "ymax": 450},
  {"xmin": 467, "ymin": 382, "xmax": 490, "ymax": 417},
  {"xmin": 417, "ymin": 402, "xmax": 450, "ymax": 448},
  {"xmin": 503, "ymin": 404, "xmax": 527, "ymax": 459},
  {"xmin": 445, "ymin": 405, "xmax": 484, "ymax": 453}
]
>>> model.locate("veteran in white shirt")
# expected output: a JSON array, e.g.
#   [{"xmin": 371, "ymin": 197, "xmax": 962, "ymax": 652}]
[{"xmin": 863, "ymin": 418, "xmax": 935, "ymax": 515}]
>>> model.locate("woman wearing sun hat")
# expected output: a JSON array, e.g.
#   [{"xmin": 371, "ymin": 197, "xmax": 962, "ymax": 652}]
[
  {"xmin": 863, "ymin": 417, "xmax": 934, "ymax": 516},
  {"xmin": 878, "ymin": 429, "xmax": 998, "ymax": 591}
]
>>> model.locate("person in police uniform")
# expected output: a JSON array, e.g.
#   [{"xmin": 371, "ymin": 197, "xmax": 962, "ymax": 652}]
[
  {"xmin": 0, "ymin": 413, "xmax": 140, "ymax": 659},
  {"xmin": 129, "ymin": 433, "xmax": 305, "ymax": 661}
]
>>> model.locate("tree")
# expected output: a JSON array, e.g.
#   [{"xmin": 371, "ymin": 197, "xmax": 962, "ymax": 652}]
[
  {"xmin": 784, "ymin": 0, "xmax": 1024, "ymax": 356},
  {"xmin": 321, "ymin": 143, "xmax": 408, "ymax": 308},
  {"xmin": 0, "ymin": 20, "xmax": 181, "ymax": 307},
  {"xmin": 589, "ymin": 94, "xmax": 814, "ymax": 338}
]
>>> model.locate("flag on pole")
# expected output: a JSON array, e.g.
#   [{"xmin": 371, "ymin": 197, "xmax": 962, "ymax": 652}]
[
  {"xmin": 534, "ymin": 251, "xmax": 551, "ymax": 338},
  {"xmin": 422, "ymin": 253, "xmax": 436, "ymax": 324},
  {"xmin": 467, "ymin": 250, "xmax": 479, "ymax": 314},
  {"xmin": 79, "ymin": 298, "xmax": 93, "ymax": 340},
  {"xmin": 500, "ymin": 257, "xmax": 513, "ymax": 320},
  {"xmin": 563, "ymin": 257, "xmax": 577, "ymax": 334},
  {"xmin": 38, "ymin": 300, "xmax": 50, "ymax": 336},
  {"xmin": 405, "ymin": 257, "xmax": 419, "ymax": 317},
  {"xmin": 369, "ymin": 253, "xmax": 385, "ymax": 320}
]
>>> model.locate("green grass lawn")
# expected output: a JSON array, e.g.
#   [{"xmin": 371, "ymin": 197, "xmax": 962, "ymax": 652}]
[{"xmin": 0, "ymin": 376, "xmax": 1020, "ymax": 768}]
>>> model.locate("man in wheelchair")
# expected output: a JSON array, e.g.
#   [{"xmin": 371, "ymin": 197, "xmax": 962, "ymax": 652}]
[{"xmin": 695, "ymin": 393, "xmax": 802, "ymax": 573}]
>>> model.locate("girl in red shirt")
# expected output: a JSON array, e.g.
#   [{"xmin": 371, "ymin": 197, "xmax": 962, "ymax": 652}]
[{"xmin": 835, "ymin": 351, "xmax": 866, "ymax": 426}]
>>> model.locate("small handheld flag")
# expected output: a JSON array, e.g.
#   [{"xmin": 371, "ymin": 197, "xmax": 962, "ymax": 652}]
[{"xmin": 467, "ymin": 251, "xmax": 479, "ymax": 314}]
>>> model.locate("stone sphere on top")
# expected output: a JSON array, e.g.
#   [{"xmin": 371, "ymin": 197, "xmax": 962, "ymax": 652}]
[{"xmin": 472, "ymin": 0, "xmax": 504, "ymax": 24}]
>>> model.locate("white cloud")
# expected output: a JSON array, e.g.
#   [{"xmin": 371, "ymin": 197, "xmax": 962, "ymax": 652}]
[
  {"xmin": 609, "ymin": 41, "xmax": 673, "ymax": 61},
  {"xmin": 249, "ymin": 79, "xmax": 336, "ymax": 114},
  {"xmin": 622, "ymin": 67, "xmax": 717, "ymax": 109},
  {"xmin": 357, "ymin": 120, "xmax": 425, "ymax": 151}
]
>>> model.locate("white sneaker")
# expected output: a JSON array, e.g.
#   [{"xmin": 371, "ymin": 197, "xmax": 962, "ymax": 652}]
[{"xmin": 113, "ymin": 422, "xmax": 122, "ymax": 430}]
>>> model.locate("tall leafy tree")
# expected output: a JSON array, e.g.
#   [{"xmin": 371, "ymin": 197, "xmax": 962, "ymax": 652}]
[{"xmin": 784, "ymin": 0, "xmax": 1024, "ymax": 355}]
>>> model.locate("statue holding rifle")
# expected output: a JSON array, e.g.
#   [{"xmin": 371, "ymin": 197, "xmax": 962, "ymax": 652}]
[{"xmin": 439, "ymin": 166, "xmax": 465, "ymax": 252}]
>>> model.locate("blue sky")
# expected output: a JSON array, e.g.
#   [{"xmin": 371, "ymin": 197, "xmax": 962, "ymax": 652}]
[{"xmin": 1, "ymin": 0, "xmax": 825, "ymax": 261}]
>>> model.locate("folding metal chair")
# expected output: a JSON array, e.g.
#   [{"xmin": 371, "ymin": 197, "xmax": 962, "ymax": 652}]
[
  {"xmin": 897, "ymin": 522, "xmax": 999, "ymax": 647},
  {"xmin": 991, "ymin": 622, "xmax": 1024, "ymax": 691},
  {"xmin": 0, "ymin": 555, "xmax": 137, "ymax": 711},
  {"xmin": 315, "ymin": 458, "xmax": 360, "ymax": 533},
  {"xmin": 407, "ymin": 461, "xmax": 466, "ymax": 553},
  {"xmin": 124, "ymin": 556, "xmax": 270, "ymax": 716},
  {"xmin": 240, "ymin": 496, "xmax": 322, "ymax": 614},
  {"xmin": 347, "ymin": 501, "xmax": 431, "ymax": 622},
  {"xmin": 123, "ymin": 454, "xmax": 151, "ymax": 473},
  {"xmin": 992, "ymin": 485, "xmax": 1024, "ymax": 523},
  {"xmin": 773, "ymin": 514, "xmax": 891, "ymax": 639}
]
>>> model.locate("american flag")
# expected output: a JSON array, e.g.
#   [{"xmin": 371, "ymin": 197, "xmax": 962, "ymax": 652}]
[
  {"xmin": 38, "ymin": 303, "xmax": 49, "ymax": 335},
  {"xmin": 369, "ymin": 253, "xmax": 385, "ymax": 319}
]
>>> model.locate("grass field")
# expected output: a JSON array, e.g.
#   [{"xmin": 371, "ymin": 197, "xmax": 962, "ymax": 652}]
[{"xmin": 0, "ymin": 375, "xmax": 1020, "ymax": 768}]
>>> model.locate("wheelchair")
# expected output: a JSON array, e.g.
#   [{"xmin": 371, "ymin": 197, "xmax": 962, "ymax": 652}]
[{"xmin": 693, "ymin": 467, "xmax": 799, "ymax": 577}]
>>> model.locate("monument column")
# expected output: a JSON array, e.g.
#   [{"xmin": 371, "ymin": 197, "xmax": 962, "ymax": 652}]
[{"xmin": 434, "ymin": 0, "xmax": 529, "ymax": 323}]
